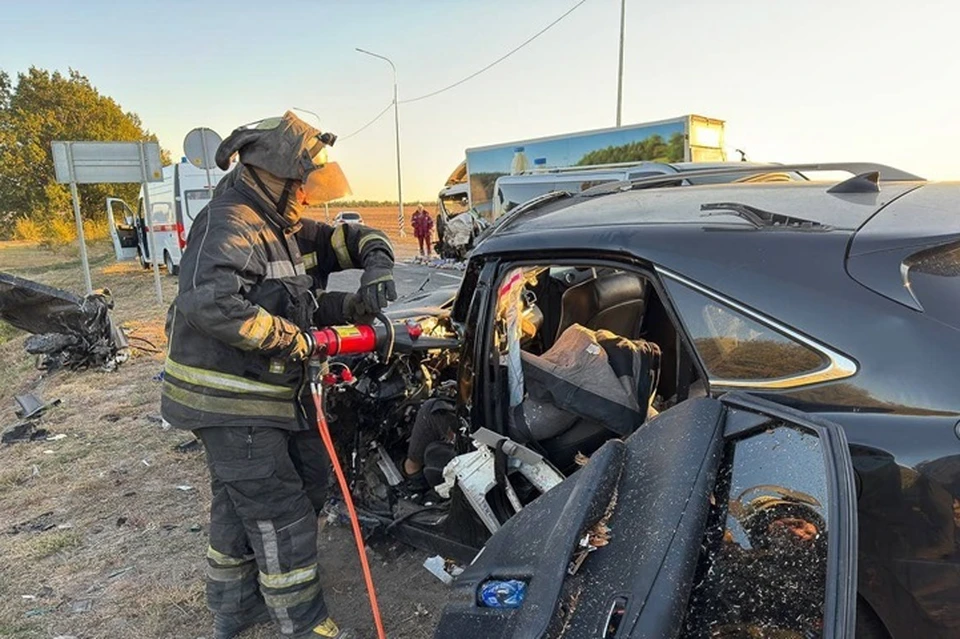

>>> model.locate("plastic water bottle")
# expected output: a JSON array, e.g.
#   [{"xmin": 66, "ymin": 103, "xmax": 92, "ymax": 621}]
[
  {"xmin": 511, "ymin": 147, "xmax": 531, "ymax": 175},
  {"xmin": 478, "ymin": 579, "xmax": 527, "ymax": 608}
]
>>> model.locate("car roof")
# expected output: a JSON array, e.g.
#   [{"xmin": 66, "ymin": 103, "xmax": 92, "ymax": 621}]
[
  {"xmin": 484, "ymin": 180, "xmax": 924, "ymax": 239},
  {"xmin": 496, "ymin": 161, "xmax": 781, "ymax": 184}
]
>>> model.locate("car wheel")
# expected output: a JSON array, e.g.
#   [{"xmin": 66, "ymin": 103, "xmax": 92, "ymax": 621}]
[
  {"xmin": 164, "ymin": 251, "xmax": 179, "ymax": 277},
  {"xmin": 856, "ymin": 597, "xmax": 890, "ymax": 639}
]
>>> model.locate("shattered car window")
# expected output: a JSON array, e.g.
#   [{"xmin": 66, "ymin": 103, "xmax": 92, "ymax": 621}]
[
  {"xmin": 683, "ymin": 424, "xmax": 830, "ymax": 638},
  {"xmin": 665, "ymin": 280, "xmax": 827, "ymax": 381}
]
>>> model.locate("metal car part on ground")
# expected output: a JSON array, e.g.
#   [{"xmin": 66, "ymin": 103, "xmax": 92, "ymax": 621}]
[{"xmin": 0, "ymin": 273, "xmax": 129, "ymax": 370}]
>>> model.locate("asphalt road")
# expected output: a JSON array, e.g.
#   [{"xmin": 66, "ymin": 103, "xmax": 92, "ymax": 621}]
[{"xmin": 326, "ymin": 261, "xmax": 463, "ymax": 300}]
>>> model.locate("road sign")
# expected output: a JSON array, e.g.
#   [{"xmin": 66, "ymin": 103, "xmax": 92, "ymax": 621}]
[
  {"xmin": 183, "ymin": 127, "xmax": 222, "ymax": 203},
  {"xmin": 52, "ymin": 141, "xmax": 163, "ymax": 184},
  {"xmin": 50, "ymin": 141, "xmax": 165, "ymax": 302},
  {"xmin": 183, "ymin": 127, "xmax": 222, "ymax": 170}
]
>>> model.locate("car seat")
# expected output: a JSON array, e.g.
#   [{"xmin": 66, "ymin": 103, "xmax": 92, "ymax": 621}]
[
  {"xmin": 554, "ymin": 272, "xmax": 647, "ymax": 343},
  {"xmin": 511, "ymin": 324, "xmax": 662, "ymax": 473}
]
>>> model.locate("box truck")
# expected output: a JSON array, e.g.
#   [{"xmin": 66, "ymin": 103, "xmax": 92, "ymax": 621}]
[{"xmin": 437, "ymin": 114, "xmax": 726, "ymax": 224}]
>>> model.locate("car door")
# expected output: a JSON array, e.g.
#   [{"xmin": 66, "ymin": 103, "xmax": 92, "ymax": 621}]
[
  {"xmin": 135, "ymin": 197, "xmax": 149, "ymax": 261},
  {"xmin": 435, "ymin": 392, "xmax": 857, "ymax": 639},
  {"xmin": 105, "ymin": 198, "xmax": 140, "ymax": 261}
]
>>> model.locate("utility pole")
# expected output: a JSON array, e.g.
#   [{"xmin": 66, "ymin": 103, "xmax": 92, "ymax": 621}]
[
  {"xmin": 357, "ymin": 48, "xmax": 406, "ymax": 237},
  {"xmin": 616, "ymin": 0, "xmax": 626, "ymax": 127}
]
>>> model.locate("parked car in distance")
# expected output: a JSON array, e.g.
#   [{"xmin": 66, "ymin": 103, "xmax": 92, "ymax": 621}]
[{"xmin": 333, "ymin": 210, "xmax": 363, "ymax": 225}]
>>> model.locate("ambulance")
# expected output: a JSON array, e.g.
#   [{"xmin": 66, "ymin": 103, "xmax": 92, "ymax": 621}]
[{"xmin": 106, "ymin": 159, "xmax": 228, "ymax": 274}]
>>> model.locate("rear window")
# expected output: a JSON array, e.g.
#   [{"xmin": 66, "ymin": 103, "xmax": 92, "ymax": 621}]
[
  {"xmin": 906, "ymin": 240, "xmax": 960, "ymax": 329},
  {"xmin": 665, "ymin": 280, "xmax": 828, "ymax": 382},
  {"xmin": 184, "ymin": 190, "xmax": 211, "ymax": 221}
]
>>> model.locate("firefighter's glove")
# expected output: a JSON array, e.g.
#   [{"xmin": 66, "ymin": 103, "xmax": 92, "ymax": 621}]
[
  {"xmin": 275, "ymin": 319, "xmax": 313, "ymax": 362},
  {"xmin": 281, "ymin": 332, "xmax": 311, "ymax": 362},
  {"xmin": 343, "ymin": 293, "xmax": 374, "ymax": 324},
  {"xmin": 358, "ymin": 250, "xmax": 397, "ymax": 315}
]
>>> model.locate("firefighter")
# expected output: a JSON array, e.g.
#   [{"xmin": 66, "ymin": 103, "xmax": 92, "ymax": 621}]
[{"xmin": 161, "ymin": 111, "xmax": 396, "ymax": 639}]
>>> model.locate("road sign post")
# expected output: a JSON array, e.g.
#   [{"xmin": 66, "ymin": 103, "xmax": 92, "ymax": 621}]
[
  {"xmin": 52, "ymin": 140, "xmax": 163, "ymax": 302},
  {"xmin": 69, "ymin": 181, "xmax": 92, "ymax": 294}
]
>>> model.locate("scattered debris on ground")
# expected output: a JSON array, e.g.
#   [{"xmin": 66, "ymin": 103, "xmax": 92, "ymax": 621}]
[
  {"xmin": 174, "ymin": 438, "xmax": 202, "ymax": 453},
  {"xmin": 2, "ymin": 392, "xmax": 60, "ymax": 444},
  {"xmin": 15, "ymin": 392, "xmax": 61, "ymax": 420},
  {"xmin": 1, "ymin": 420, "xmax": 49, "ymax": 443},
  {"xmin": 0, "ymin": 273, "xmax": 129, "ymax": 370},
  {"xmin": 422, "ymin": 555, "xmax": 464, "ymax": 585},
  {"xmin": 406, "ymin": 256, "xmax": 468, "ymax": 271},
  {"xmin": 8, "ymin": 511, "xmax": 58, "ymax": 535}
]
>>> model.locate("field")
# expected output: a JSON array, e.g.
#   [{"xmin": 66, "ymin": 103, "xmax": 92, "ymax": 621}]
[
  {"xmin": 0, "ymin": 207, "xmax": 448, "ymax": 638},
  {"xmin": 305, "ymin": 205, "xmax": 435, "ymax": 261}
]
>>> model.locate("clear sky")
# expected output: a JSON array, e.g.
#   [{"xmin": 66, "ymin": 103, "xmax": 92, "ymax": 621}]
[{"xmin": 2, "ymin": 0, "xmax": 958, "ymax": 201}]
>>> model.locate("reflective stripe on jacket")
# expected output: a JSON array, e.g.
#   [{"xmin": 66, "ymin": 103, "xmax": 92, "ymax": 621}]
[
  {"xmin": 161, "ymin": 183, "xmax": 394, "ymax": 431},
  {"xmin": 162, "ymin": 183, "xmax": 313, "ymax": 430}
]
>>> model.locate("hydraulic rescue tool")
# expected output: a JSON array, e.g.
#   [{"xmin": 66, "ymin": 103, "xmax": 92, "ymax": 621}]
[{"xmin": 304, "ymin": 318, "xmax": 456, "ymax": 639}]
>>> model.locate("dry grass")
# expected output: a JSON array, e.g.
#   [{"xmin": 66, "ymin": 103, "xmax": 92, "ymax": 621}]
[
  {"xmin": 0, "ymin": 215, "xmax": 447, "ymax": 638},
  {"xmin": 12, "ymin": 216, "xmax": 110, "ymax": 245}
]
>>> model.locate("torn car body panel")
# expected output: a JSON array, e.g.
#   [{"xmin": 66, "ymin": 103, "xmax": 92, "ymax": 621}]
[
  {"xmin": 0, "ymin": 273, "xmax": 128, "ymax": 370},
  {"xmin": 435, "ymin": 394, "xmax": 858, "ymax": 639}
]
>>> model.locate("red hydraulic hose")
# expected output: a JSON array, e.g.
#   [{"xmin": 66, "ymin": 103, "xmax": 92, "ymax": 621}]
[{"xmin": 310, "ymin": 382, "xmax": 387, "ymax": 639}]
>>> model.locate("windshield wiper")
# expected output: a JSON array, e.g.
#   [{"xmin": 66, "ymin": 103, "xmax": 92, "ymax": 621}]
[{"xmin": 700, "ymin": 202, "xmax": 831, "ymax": 231}]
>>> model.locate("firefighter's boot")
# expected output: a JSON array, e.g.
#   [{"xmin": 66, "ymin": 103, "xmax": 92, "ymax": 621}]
[
  {"xmin": 300, "ymin": 617, "xmax": 357, "ymax": 638},
  {"xmin": 213, "ymin": 604, "xmax": 272, "ymax": 639}
]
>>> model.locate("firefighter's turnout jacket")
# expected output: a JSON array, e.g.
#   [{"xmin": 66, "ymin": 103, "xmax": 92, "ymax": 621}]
[{"xmin": 161, "ymin": 176, "xmax": 390, "ymax": 431}]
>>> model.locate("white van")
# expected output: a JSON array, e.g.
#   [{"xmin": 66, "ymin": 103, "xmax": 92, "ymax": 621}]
[{"xmin": 106, "ymin": 160, "xmax": 227, "ymax": 274}]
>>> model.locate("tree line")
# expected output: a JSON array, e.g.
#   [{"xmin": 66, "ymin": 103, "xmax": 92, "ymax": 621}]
[
  {"xmin": 576, "ymin": 132, "xmax": 686, "ymax": 166},
  {"xmin": 0, "ymin": 67, "xmax": 169, "ymax": 240}
]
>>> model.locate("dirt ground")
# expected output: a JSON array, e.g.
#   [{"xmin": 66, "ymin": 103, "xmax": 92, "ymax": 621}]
[{"xmin": 0, "ymin": 208, "xmax": 450, "ymax": 639}]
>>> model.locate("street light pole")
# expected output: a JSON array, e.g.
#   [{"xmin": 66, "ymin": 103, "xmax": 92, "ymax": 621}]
[
  {"xmin": 616, "ymin": 0, "xmax": 626, "ymax": 127},
  {"xmin": 357, "ymin": 47, "xmax": 405, "ymax": 237}
]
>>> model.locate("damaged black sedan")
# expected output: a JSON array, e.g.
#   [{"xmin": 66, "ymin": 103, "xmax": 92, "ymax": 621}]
[{"xmin": 324, "ymin": 163, "xmax": 959, "ymax": 638}]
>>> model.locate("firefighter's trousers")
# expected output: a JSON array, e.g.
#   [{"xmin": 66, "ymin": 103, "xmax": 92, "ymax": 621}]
[{"xmin": 197, "ymin": 426, "xmax": 329, "ymax": 636}]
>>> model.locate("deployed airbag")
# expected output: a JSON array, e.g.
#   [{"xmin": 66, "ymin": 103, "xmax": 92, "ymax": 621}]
[{"xmin": 521, "ymin": 324, "xmax": 660, "ymax": 438}]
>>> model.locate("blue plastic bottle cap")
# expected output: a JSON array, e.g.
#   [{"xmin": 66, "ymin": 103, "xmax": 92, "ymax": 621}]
[{"xmin": 478, "ymin": 579, "xmax": 527, "ymax": 608}]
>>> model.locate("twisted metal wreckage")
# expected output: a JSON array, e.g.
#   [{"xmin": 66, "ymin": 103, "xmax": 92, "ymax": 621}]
[{"xmin": 0, "ymin": 272, "xmax": 129, "ymax": 371}]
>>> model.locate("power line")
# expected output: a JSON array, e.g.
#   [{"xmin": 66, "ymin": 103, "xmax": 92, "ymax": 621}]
[
  {"xmin": 339, "ymin": 102, "xmax": 394, "ymax": 140},
  {"xmin": 340, "ymin": 0, "xmax": 590, "ymax": 140},
  {"xmin": 399, "ymin": 0, "xmax": 590, "ymax": 104}
]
